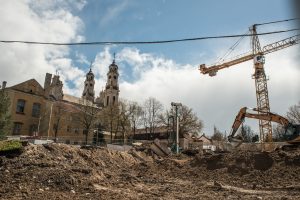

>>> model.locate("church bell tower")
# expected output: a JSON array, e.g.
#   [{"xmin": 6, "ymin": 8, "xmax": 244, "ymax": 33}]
[
  {"xmin": 104, "ymin": 55, "xmax": 119, "ymax": 106},
  {"xmin": 82, "ymin": 64, "xmax": 95, "ymax": 102}
]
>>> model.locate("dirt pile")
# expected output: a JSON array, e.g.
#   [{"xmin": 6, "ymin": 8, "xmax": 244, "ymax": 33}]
[{"xmin": 0, "ymin": 143, "xmax": 300, "ymax": 199}]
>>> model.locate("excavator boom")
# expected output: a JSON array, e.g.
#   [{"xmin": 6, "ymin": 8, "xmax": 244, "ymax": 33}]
[{"xmin": 228, "ymin": 107, "xmax": 299, "ymax": 144}]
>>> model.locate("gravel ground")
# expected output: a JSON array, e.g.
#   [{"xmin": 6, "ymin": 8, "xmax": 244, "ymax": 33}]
[{"xmin": 0, "ymin": 143, "xmax": 300, "ymax": 199}]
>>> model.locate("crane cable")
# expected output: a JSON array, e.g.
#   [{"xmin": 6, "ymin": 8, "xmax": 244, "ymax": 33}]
[
  {"xmin": 0, "ymin": 28, "xmax": 299, "ymax": 46},
  {"xmin": 216, "ymin": 30, "xmax": 250, "ymax": 64},
  {"xmin": 216, "ymin": 18, "xmax": 300, "ymax": 64}
]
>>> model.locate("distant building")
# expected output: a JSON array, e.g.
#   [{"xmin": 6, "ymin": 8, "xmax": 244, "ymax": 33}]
[
  {"xmin": 2, "ymin": 59, "xmax": 120, "ymax": 144},
  {"xmin": 198, "ymin": 134, "xmax": 212, "ymax": 145}
]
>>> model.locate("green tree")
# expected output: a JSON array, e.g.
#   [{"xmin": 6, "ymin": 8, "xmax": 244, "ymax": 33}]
[{"xmin": 0, "ymin": 85, "xmax": 11, "ymax": 139}]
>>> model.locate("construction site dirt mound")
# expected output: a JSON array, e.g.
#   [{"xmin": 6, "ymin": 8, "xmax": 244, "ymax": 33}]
[{"xmin": 0, "ymin": 143, "xmax": 300, "ymax": 199}]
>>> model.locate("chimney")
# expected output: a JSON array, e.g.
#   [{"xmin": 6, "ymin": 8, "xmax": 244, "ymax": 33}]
[
  {"xmin": 2, "ymin": 81, "xmax": 7, "ymax": 89},
  {"xmin": 44, "ymin": 73, "xmax": 52, "ymax": 90}
]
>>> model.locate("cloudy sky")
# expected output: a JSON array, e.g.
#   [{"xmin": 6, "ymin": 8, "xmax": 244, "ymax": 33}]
[{"xmin": 0, "ymin": 0, "xmax": 299, "ymax": 135}]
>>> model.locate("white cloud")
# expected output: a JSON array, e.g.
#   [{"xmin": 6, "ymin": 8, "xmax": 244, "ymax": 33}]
[{"xmin": 0, "ymin": 0, "xmax": 86, "ymax": 97}]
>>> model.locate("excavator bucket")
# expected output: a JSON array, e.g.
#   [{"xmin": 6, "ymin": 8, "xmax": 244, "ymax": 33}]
[
  {"xmin": 287, "ymin": 135, "xmax": 300, "ymax": 145},
  {"xmin": 228, "ymin": 135, "xmax": 244, "ymax": 148}
]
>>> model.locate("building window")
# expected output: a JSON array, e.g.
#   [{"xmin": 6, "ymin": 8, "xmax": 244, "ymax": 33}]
[
  {"xmin": 113, "ymin": 96, "xmax": 116, "ymax": 105},
  {"xmin": 29, "ymin": 124, "xmax": 38, "ymax": 136},
  {"xmin": 16, "ymin": 99, "xmax": 26, "ymax": 113},
  {"xmin": 74, "ymin": 128, "xmax": 79, "ymax": 134},
  {"xmin": 106, "ymin": 96, "xmax": 109, "ymax": 105},
  {"xmin": 32, "ymin": 103, "xmax": 41, "ymax": 117},
  {"xmin": 113, "ymin": 76, "xmax": 116, "ymax": 79},
  {"xmin": 13, "ymin": 122, "xmax": 23, "ymax": 135},
  {"xmin": 67, "ymin": 125, "xmax": 71, "ymax": 132}
]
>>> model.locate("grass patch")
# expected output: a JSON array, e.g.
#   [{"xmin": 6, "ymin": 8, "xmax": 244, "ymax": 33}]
[{"xmin": 0, "ymin": 140, "xmax": 22, "ymax": 152}]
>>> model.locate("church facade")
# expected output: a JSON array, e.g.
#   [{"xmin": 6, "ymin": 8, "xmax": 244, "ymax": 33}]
[{"xmin": 1, "ymin": 59, "xmax": 120, "ymax": 144}]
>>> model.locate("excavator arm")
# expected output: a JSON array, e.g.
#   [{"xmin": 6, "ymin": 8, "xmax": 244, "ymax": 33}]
[{"xmin": 228, "ymin": 107, "xmax": 291, "ymax": 143}]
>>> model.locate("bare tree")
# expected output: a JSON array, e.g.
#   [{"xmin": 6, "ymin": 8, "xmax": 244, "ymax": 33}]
[
  {"xmin": 273, "ymin": 101, "xmax": 300, "ymax": 141},
  {"xmin": 159, "ymin": 104, "xmax": 203, "ymax": 138},
  {"xmin": 116, "ymin": 100, "xmax": 132, "ymax": 144},
  {"xmin": 52, "ymin": 103, "xmax": 64, "ymax": 142},
  {"xmin": 128, "ymin": 101, "xmax": 143, "ymax": 139},
  {"xmin": 78, "ymin": 100, "xmax": 100, "ymax": 145},
  {"xmin": 100, "ymin": 104, "xmax": 119, "ymax": 143},
  {"xmin": 286, "ymin": 101, "xmax": 300, "ymax": 124},
  {"xmin": 241, "ymin": 124, "xmax": 256, "ymax": 143},
  {"xmin": 273, "ymin": 124, "xmax": 285, "ymax": 142},
  {"xmin": 142, "ymin": 97, "xmax": 163, "ymax": 138},
  {"xmin": 211, "ymin": 126, "xmax": 225, "ymax": 141}
]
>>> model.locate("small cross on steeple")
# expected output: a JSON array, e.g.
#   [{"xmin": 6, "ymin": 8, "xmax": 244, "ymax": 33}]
[
  {"xmin": 89, "ymin": 61, "xmax": 93, "ymax": 72},
  {"xmin": 113, "ymin": 52, "xmax": 116, "ymax": 64}
]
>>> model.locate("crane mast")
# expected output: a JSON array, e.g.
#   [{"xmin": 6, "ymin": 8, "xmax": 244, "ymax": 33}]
[{"xmin": 250, "ymin": 25, "xmax": 272, "ymax": 142}]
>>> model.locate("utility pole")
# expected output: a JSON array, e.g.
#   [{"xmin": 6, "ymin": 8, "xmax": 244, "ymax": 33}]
[
  {"xmin": 47, "ymin": 102, "xmax": 54, "ymax": 142},
  {"xmin": 171, "ymin": 102, "xmax": 182, "ymax": 154}
]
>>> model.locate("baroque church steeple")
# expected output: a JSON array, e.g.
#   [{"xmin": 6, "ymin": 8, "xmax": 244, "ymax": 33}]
[
  {"xmin": 104, "ymin": 54, "xmax": 119, "ymax": 106},
  {"xmin": 96, "ymin": 54, "xmax": 119, "ymax": 107},
  {"xmin": 82, "ymin": 63, "xmax": 95, "ymax": 102}
]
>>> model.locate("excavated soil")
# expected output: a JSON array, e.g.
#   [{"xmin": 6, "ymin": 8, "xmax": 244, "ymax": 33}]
[{"xmin": 0, "ymin": 143, "xmax": 300, "ymax": 199}]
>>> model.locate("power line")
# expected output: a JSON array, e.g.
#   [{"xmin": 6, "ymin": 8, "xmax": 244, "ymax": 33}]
[
  {"xmin": 0, "ymin": 28, "xmax": 299, "ymax": 46},
  {"xmin": 255, "ymin": 18, "xmax": 300, "ymax": 26}
]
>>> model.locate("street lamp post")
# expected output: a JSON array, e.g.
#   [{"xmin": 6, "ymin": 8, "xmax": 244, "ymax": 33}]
[{"xmin": 171, "ymin": 102, "xmax": 182, "ymax": 154}]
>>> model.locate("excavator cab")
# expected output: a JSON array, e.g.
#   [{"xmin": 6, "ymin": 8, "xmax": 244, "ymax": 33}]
[{"xmin": 285, "ymin": 124, "xmax": 300, "ymax": 142}]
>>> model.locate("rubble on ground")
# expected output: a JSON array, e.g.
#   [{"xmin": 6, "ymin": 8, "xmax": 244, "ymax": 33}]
[{"xmin": 0, "ymin": 143, "xmax": 300, "ymax": 199}]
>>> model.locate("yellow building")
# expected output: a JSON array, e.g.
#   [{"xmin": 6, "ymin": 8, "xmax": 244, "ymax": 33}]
[
  {"xmin": 3, "ymin": 75, "xmax": 101, "ymax": 145},
  {"xmin": 2, "ymin": 60, "xmax": 121, "ymax": 145}
]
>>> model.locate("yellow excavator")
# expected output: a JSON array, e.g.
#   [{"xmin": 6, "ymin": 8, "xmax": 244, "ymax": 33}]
[{"xmin": 228, "ymin": 107, "xmax": 300, "ymax": 149}]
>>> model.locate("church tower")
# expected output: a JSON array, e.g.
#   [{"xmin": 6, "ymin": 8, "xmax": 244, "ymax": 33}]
[
  {"xmin": 103, "ymin": 56, "xmax": 119, "ymax": 106},
  {"xmin": 82, "ymin": 65, "xmax": 95, "ymax": 102}
]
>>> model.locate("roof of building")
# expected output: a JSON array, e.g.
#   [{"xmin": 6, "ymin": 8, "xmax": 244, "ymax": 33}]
[
  {"xmin": 8, "ymin": 79, "xmax": 44, "ymax": 96},
  {"xmin": 198, "ymin": 134, "xmax": 212, "ymax": 142},
  {"xmin": 63, "ymin": 94, "xmax": 82, "ymax": 104}
]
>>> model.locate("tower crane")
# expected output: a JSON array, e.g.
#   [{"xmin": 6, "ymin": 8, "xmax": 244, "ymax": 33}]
[{"xmin": 199, "ymin": 24, "xmax": 300, "ymax": 143}]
